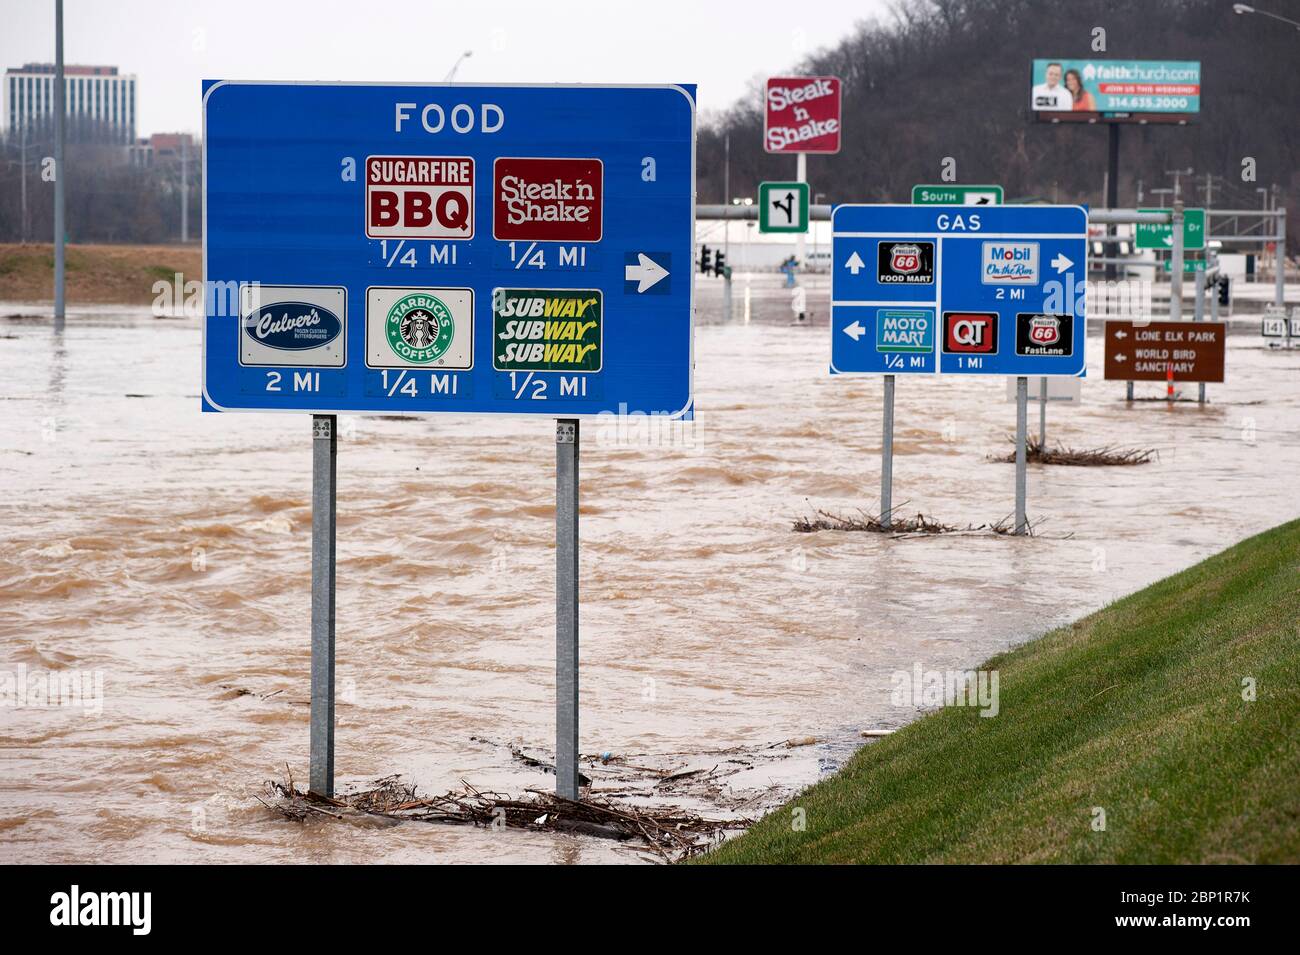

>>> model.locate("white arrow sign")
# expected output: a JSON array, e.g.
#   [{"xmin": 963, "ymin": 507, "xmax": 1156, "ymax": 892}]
[
  {"xmin": 843, "ymin": 320, "xmax": 866, "ymax": 341},
  {"xmin": 1051, "ymin": 253, "xmax": 1073, "ymax": 273},
  {"xmin": 1114, "ymin": 328, "xmax": 1128, "ymax": 339},
  {"xmin": 845, "ymin": 251, "xmax": 865, "ymax": 275},
  {"xmin": 1163, "ymin": 234, "xmax": 1173, "ymax": 247},
  {"xmin": 624, "ymin": 253, "xmax": 669, "ymax": 293},
  {"xmin": 1114, "ymin": 353, "xmax": 1127, "ymax": 363}
]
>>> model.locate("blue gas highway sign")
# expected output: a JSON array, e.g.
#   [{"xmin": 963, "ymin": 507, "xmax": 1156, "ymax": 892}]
[
  {"xmin": 202, "ymin": 82, "xmax": 695, "ymax": 418},
  {"xmin": 830, "ymin": 204, "xmax": 1088, "ymax": 376}
]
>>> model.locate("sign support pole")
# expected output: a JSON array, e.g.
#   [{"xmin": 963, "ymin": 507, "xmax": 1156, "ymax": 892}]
[
  {"xmin": 1105, "ymin": 124, "xmax": 1120, "ymax": 283},
  {"xmin": 795, "ymin": 152, "xmax": 807, "ymax": 269},
  {"xmin": 1194, "ymin": 269, "xmax": 1207, "ymax": 404},
  {"xmin": 1039, "ymin": 377, "xmax": 1048, "ymax": 447},
  {"xmin": 880, "ymin": 375, "xmax": 895, "ymax": 529},
  {"xmin": 1015, "ymin": 377, "xmax": 1028, "ymax": 536},
  {"xmin": 555, "ymin": 419, "xmax": 580, "ymax": 801},
  {"xmin": 53, "ymin": 0, "xmax": 66, "ymax": 324},
  {"xmin": 309, "ymin": 414, "xmax": 337, "ymax": 797},
  {"xmin": 1276, "ymin": 208, "xmax": 1286, "ymax": 309},
  {"xmin": 1170, "ymin": 201, "xmax": 1185, "ymax": 321}
]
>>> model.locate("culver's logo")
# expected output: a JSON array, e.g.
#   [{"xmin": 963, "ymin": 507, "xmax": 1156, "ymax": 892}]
[
  {"xmin": 981, "ymin": 241, "xmax": 1039, "ymax": 284},
  {"xmin": 243, "ymin": 302, "xmax": 342, "ymax": 350}
]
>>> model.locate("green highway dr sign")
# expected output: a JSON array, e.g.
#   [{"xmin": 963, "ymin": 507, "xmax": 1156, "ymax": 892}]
[
  {"xmin": 1137, "ymin": 207, "xmax": 1206, "ymax": 251},
  {"xmin": 759, "ymin": 181, "xmax": 809, "ymax": 233},
  {"xmin": 911, "ymin": 184, "xmax": 1003, "ymax": 205}
]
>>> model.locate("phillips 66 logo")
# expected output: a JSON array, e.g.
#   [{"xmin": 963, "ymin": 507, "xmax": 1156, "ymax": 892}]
[{"xmin": 877, "ymin": 240, "xmax": 934, "ymax": 284}]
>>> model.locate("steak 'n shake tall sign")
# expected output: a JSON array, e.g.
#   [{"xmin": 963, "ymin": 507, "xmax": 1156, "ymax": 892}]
[{"xmin": 764, "ymin": 76, "xmax": 842, "ymax": 154}]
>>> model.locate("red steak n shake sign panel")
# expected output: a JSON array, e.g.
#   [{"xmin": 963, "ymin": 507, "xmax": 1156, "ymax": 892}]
[
  {"xmin": 493, "ymin": 157, "xmax": 603, "ymax": 242},
  {"xmin": 764, "ymin": 76, "xmax": 842, "ymax": 153}
]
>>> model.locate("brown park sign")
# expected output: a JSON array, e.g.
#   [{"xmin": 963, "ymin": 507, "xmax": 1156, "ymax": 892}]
[{"xmin": 1103, "ymin": 320, "xmax": 1226, "ymax": 383}]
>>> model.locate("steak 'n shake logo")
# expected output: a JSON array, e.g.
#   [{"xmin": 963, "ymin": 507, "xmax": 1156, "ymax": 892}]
[
  {"xmin": 877, "ymin": 240, "xmax": 934, "ymax": 284},
  {"xmin": 494, "ymin": 158, "xmax": 603, "ymax": 242}
]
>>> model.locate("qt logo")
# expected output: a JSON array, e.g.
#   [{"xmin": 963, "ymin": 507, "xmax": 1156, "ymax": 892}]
[{"xmin": 943, "ymin": 312, "xmax": 998, "ymax": 353}]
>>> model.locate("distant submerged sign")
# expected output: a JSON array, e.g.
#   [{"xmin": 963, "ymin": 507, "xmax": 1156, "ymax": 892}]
[
  {"xmin": 764, "ymin": 76, "xmax": 842, "ymax": 153},
  {"xmin": 1030, "ymin": 59, "xmax": 1201, "ymax": 121}
]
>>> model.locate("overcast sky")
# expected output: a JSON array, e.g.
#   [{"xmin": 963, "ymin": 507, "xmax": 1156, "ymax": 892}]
[{"xmin": 2, "ymin": 0, "xmax": 890, "ymax": 136}]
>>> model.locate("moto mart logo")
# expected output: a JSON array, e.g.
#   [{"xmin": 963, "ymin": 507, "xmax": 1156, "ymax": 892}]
[
  {"xmin": 982, "ymin": 241, "xmax": 1039, "ymax": 284},
  {"xmin": 493, "ymin": 289, "xmax": 602, "ymax": 372}
]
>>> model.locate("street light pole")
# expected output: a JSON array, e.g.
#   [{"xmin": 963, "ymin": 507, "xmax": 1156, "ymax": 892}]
[
  {"xmin": 1232, "ymin": 4, "xmax": 1300, "ymax": 30},
  {"xmin": 53, "ymin": 0, "xmax": 66, "ymax": 321},
  {"xmin": 444, "ymin": 50, "xmax": 473, "ymax": 82}
]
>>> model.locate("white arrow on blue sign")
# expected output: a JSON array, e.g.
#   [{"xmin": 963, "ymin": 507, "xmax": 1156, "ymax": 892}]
[{"xmin": 830, "ymin": 204, "xmax": 1088, "ymax": 377}]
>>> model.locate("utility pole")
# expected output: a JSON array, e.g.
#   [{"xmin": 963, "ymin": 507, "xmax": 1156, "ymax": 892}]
[
  {"xmin": 19, "ymin": 123, "xmax": 28, "ymax": 243},
  {"xmin": 53, "ymin": 0, "xmax": 66, "ymax": 321},
  {"xmin": 181, "ymin": 136, "xmax": 188, "ymax": 243}
]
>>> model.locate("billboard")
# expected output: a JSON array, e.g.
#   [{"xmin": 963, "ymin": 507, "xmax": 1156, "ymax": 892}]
[
  {"xmin": 764, "ymin": 76, "xmax": 842, "ymax": 153},
  {"xmin": 1029, "ymin": 59, "xmax": 1200, "ymax": 122}
]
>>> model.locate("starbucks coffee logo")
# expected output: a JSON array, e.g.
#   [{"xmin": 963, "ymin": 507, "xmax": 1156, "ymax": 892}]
[{"xmin": 385, "ymin": 292, "xmax": 454, "ymax": 363}]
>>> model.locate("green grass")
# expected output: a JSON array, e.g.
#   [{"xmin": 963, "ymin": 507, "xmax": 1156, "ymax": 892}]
[{"xmin": 699, "ymin": 520, "xmax": 1300, "ymax": 864}]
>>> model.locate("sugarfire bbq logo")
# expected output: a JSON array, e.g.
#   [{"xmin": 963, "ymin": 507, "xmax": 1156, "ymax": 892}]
[
  {"xmin": 385, "ymin": 292, "xmax": 455, "ymax": 364},
  {"xmin": 493, "ymin": 289, "xmax": 602, "ymax": 372},
  {"xmin": 877, "ymin": 241, "xmax": 934, "ymax": 284},
  {"xmin": 366, "ymin": 155, "xmax": 474, "ymax": 240}
]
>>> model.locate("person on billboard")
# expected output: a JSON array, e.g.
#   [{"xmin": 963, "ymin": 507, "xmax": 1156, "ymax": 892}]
[
  {"xmin": 1031, "ymin": 62, "xmax": 1072, "ymax": 111},
  {"xmin": 1065, "ymin": 69, "xmax": 1097, "ymax": 111}
]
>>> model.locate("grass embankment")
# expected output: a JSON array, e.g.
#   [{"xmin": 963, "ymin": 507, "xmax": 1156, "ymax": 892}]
[
  {"xmin": 0, "ymin": 242, "xmax": 199, "ymax": 305},
  {"xmin": 701, "ymin": 520, "xmax": 1300, "ymax": 864}
]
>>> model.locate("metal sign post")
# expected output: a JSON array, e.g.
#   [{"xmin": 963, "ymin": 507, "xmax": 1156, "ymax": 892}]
[
  {"xmin": 1039, "ymin": 376, "xmax": 1048, "ymax": 446},
  {"xmin": 53, "ymin": 0, "xmax": 66, "ymax": 323},
  {"xmin": 309, "ymin": 414, "xmax": 337, "ymax": 797},
  {"xmin": 1015, "ymin": 377, "xmax": 1028, "ymax": 535},
  {"xmin": 880, "ymin": 375, "xmax": 895, "ymax": 528},
  {"xmin": 1170, "ymin": 202, "xmax": 1186, "ymax": 321},
  {"xmin": 555, "ymin": 420, "xmax": 580, "ymax": 800}
]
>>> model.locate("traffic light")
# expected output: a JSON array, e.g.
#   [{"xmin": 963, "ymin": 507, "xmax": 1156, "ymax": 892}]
[
  {"xmin": 699, "ymin": 245, "xmax": 712, "ymax": 274},
  {"xmin": 713, "ymin": 250, "xmax": 727, "ymax": 278},
  {"xmin": 1217, "ymin": 275, "xmax": 1230, "ymax": 308}
]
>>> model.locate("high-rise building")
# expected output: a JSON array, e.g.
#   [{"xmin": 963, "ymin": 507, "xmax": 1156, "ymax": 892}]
[{"xmin": 4, "ymin": 62, "xmax": 137, "ymax": 143}]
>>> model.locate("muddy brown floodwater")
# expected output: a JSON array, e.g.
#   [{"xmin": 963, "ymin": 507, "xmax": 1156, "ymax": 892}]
[{"xmin": 2, "ymin": 278, "xmax": 1298, "ymax": 863}]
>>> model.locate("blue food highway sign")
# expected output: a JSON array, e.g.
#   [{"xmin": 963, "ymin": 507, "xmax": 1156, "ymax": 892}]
[
  {"xmin": 830, "ymin": 204, "xmax": 1088, "ymax": 376},
  {"xmin": 202, "ymin": 82, "xmax": 695, "ymax": 418}
]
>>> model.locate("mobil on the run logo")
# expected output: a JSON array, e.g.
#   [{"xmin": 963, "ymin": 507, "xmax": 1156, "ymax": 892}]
[{"xmin": 981, "ymin": 241, "xmax": 1039, "ymax": 284}]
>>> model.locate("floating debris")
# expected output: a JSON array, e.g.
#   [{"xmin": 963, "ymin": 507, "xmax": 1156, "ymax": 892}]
[
  {"xmin": 793, "ymin": 503, "xmax": 966, "ymax": 535},
  {"xmin": 990, "ymin": 437, "xmax": 1157, "ymax": 467},
  {"xmin": 259, "ymin": 768, "xmax": 752, "ymax": 861}
]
